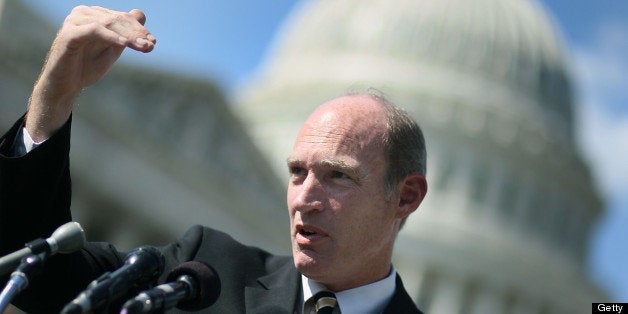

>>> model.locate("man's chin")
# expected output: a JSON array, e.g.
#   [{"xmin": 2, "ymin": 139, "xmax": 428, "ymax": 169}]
[{"xmin": 293, "ymin": 252, "xmax": 327, "ymax": 277}]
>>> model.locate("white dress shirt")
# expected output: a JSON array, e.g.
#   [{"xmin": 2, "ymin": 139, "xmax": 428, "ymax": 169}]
[
  {"xmin": 301, "ymin": 266, "xmax": 397, "ymax": 314},
  {"xmin": 15, "ymin": 127, "xmax": 43, "ymax": 156}
]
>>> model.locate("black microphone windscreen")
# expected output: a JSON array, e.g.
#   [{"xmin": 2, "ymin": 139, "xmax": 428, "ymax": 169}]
[
  {"xmin": 61, "ymin": 245, "xmax": 165, "ymax": 314},
  {"xmin": 122, "ymin": 246, "xmax": 165, "ymax": 285},
  {"xmin": 166, "ymin": 261, "xmax": 221, "ymax": 311}
]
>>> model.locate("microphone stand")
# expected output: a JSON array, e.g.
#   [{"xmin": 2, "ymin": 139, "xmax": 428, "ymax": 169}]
[{"xmin": 0, "ymin": 254, "xmax": 44, "ymax": 312}]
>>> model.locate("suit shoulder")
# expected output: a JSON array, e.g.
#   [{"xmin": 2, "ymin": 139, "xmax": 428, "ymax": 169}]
[{"xmin": 165, "ymin": 225, "xmax": 287, "ymax": 266}]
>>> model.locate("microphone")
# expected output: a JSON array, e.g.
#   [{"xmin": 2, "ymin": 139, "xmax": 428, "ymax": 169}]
[
  {"xmin": 60, "ymin": 246, "xmax": 165, "ymax": 314},
  {"xmin": 120, "ymin": 261, "xmax": 221, "ymax": 313},
  {"xmin": 0, "ymin": 255, "xmax": 44, "ymax": 313},
  {"xmin": 0, "ymin": 221, "xmax": 86, "ymax": 276}
]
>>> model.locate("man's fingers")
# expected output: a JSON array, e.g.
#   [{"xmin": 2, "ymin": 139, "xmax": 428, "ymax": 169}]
[
  {"xmin": 129, "ymin": 9, "xmax": 146, "ymax": 25},
  {"xmin": 127, "ymin": 9, "xmax": 157, "ymax": 48},
  {"xmin": 115, "ymin": 9, "xmax": 156, "ymax": 52},
  {"xmin": 61, "ymin": 6, "xmax": 156, "ymax": 53},
  {"xmin": 129, "ymin": 36, "xmax": 156, "ymax": 53},
  {"xmin": 101, "ymin": 8, "xmax": 156, "ymax": 52}
]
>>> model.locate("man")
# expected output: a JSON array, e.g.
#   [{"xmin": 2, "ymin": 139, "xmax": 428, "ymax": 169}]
[{"xmin": 0, "ymin": 6, "xmax": 427, "ymax": 313}]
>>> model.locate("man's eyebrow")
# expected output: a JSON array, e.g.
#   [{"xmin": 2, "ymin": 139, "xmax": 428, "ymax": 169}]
[
  {"xmin": 286, "ymin": 157, "xmax": 302, "ymax": 167},
  {"xmin": 320, "ymin": 159, "xmax": 352, "ymax": 170}
]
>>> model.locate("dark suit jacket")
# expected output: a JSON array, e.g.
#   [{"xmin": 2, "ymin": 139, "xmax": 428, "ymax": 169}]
[{"xmin": 0, "ymin": 116, "xmax": 422, "ymax": 313}]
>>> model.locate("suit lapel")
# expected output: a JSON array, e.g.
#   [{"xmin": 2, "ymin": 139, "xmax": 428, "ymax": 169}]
[
  {"xmin": 245, "ymin": 260, "xmax": 301, "ymax": 314},
  {"xmin": 383, "ymin": 274, "xmax": 423, "ymax": 314}
]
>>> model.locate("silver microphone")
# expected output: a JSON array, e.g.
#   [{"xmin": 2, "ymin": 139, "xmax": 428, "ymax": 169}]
[{"xmin": 0, "ymin": 221, "xmax": 86, "ymax": 276}]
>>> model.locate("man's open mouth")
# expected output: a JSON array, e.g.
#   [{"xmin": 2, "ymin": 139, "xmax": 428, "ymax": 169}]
[{"xmin": 300, "ymin": 228, "xmax": 317, "ymax": 236}]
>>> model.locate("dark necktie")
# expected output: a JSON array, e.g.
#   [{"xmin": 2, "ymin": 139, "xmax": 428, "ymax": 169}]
[{"xmin": 313, "ymin": 291, "xmax": 337, "ymax": 314}]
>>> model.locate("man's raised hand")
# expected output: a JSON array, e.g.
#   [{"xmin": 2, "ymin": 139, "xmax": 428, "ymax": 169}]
[{"xmin": 26, "ymin": 6, "xmax": 156, "ymax": 142}]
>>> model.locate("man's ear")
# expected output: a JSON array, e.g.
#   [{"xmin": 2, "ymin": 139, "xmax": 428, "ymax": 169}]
[{"xmin": 395, "ymin": 173, "xmax": 428, "ymax": 219}]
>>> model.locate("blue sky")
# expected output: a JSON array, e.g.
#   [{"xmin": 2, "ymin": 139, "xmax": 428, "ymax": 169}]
[{"xmin": 21, "ymin": 0, "xmax": 628, "ymax": 302}]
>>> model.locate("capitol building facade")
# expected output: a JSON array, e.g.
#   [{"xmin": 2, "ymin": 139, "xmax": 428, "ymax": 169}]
[{"xmin": 0, "ymin": 0, "xmax": 606, "ymax": 313}]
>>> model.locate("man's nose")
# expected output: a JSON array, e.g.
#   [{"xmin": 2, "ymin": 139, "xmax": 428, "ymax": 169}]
[{"xmin": 292, "ymin": 174, "xmax": 325, "ymax": 213}]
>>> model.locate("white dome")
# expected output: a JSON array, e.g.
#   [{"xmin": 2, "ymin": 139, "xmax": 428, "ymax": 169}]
[{"xmin": 240, "ymin": 0, "xmax": 576, "ymax": 148}]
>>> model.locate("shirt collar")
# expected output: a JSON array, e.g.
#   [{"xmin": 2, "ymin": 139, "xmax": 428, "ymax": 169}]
[{"xmin": 301, "ymin": 266, "xmax": 397, "ymax": 314}]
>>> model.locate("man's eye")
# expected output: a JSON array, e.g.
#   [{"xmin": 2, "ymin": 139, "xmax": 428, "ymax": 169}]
[
  {"xmin": 330, "ymin": 171, "xmax": 349, "ymax": 179},
  {"xmin": 289, "ymin": 166, "xmax": 306, "ymax": 176}
]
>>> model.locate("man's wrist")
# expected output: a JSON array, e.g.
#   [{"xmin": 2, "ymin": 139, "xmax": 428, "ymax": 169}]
[{"xmin": 25, "ymin": 91, "xmax": 74, "ymax": 143}]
